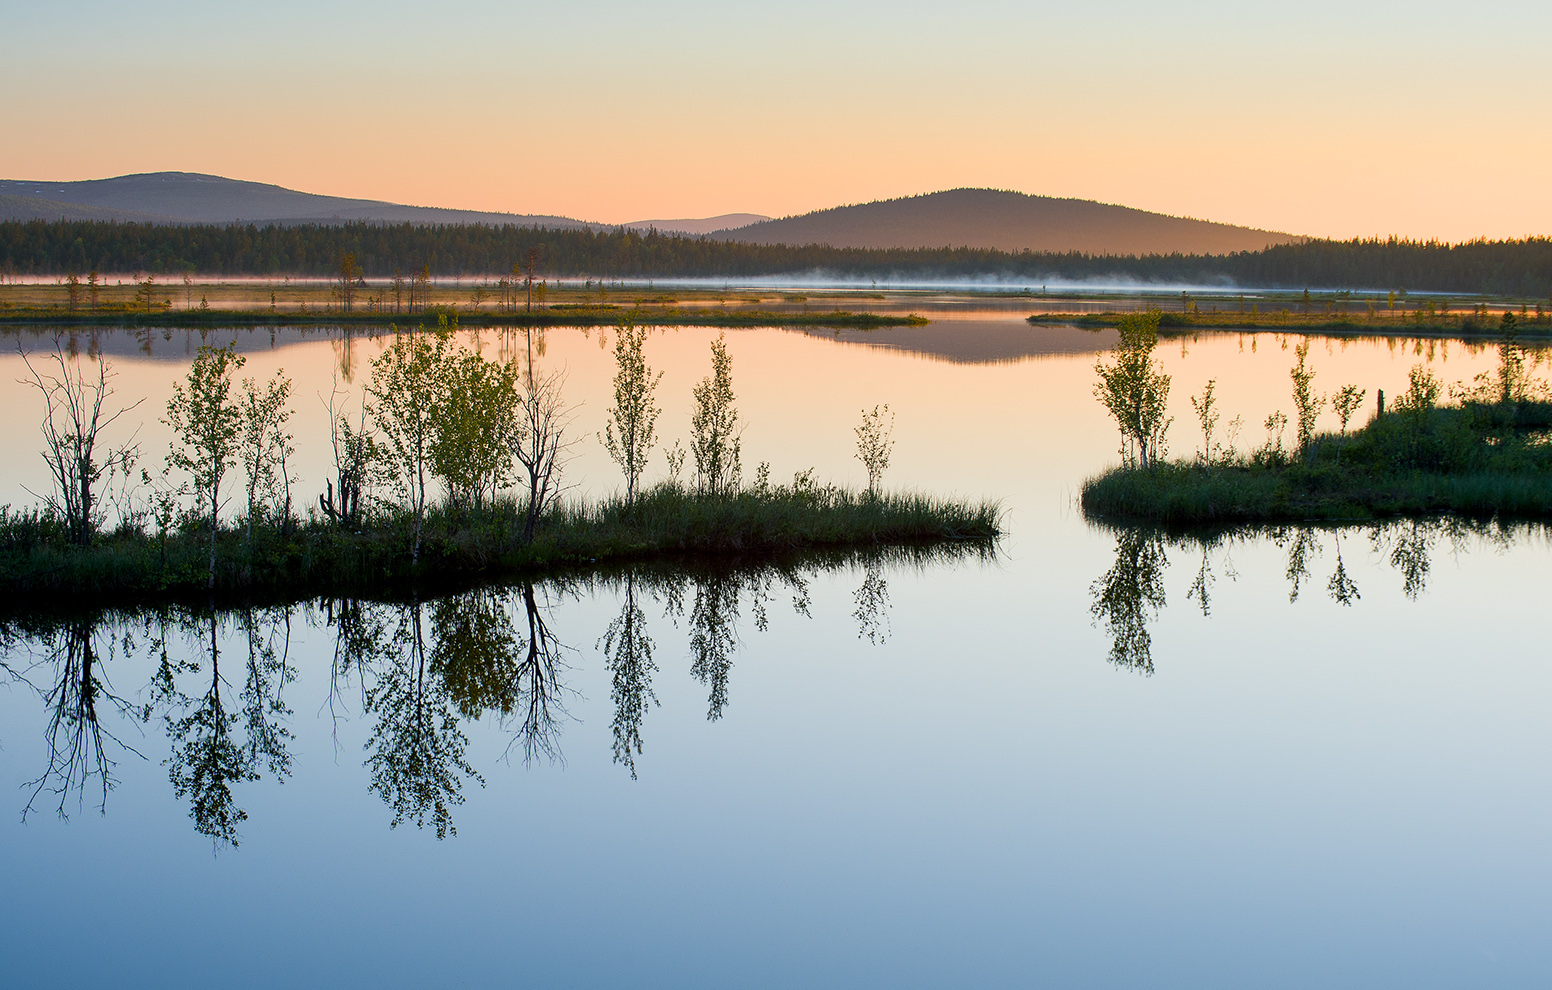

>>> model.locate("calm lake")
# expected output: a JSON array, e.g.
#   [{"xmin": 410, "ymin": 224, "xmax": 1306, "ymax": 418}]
[{"xmin": 2, "ymin": 317, "xmax": 1549, "ymax": 988}]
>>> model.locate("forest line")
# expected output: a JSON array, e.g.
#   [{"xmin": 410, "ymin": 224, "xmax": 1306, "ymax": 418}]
[{"xmin": 2, "ymin": 219, "xmax": 1550, "ymax": 297}]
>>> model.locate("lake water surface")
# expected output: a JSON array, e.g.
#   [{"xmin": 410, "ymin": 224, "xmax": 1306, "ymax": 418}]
[{"xmin": 1, "ymin": 318, "xmax": 1549, "ymax": 988}]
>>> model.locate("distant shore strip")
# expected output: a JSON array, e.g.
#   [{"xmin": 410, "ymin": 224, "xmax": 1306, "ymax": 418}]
[{"xmin": 0, "ymin": 306, "xmax": 929, "ymax": 329}]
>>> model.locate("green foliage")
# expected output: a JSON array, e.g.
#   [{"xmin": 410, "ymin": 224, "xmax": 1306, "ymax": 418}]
[
  {"xmin": 691, "ymin": 335, "xmax": 742, "ymax": 497},
  {"xmin": 602, "ymin": 323, "xmax": 662, "ymax": 505},
  {"xmin": 1498, "ymin": 311, "xmax": 1524, "ymax": 404},
  {"xmin": 1332, "ymin": 385, "xmax": 1367, "ymax": 434},
  {"xmin": 368, "ymin": 320, "xmax": 452, "ymax": 560},
  {"xmin": 164, "ymin": 343, "xmax": 244, "ymax": 588},
  {"xmin": 1290, "ymin": 341, "xmax": 1325, "ymax": 456},
  {"xmin": 238, "ymin": 368, "xmax": 294, "ymax": 538},
  {"xmin": 1093, "ymin": 310, "xmax": 1171, "ymax": 468},
  {"xmin": 1393, "ymin": 364, "xmax": 1442, "ymax": 415},
  {"xmin": 431, "ymin": 347, "xmax": 520, "ymax": 514}
]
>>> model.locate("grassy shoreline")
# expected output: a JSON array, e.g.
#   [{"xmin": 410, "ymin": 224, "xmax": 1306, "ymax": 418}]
[
  {"xmin": 1029, "ymin": 311, "xmax": 1552, "ymax": 340},
  {"xmin": 0, "ymin": 306, "xmax": 928, "ymax": 329},
  {"xmin": 0, "ymin": 484, "xmax": 1000, "ymax": 611},
  {"xmin": 1081, "ymin": 402, "xmax": 1552, "ymax": 525}
]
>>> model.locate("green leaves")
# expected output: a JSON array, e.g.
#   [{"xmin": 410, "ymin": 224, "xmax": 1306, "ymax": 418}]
[
  {"xmin": 164, "ymin": 342, "xmax": 245, "ymax": 586},
  {"xmin": 603, "ymin": 323, "xmax": 662, "ymax": 505},
  {"xmin": 691, "ymin": 334, "xmax": 742, "ymax": 497},
  {"xmin": 1094, "ymin": 310, "xmax": 1171, "ymax": 469}
]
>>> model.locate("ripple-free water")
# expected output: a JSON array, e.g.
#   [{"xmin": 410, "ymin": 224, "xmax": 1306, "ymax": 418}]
[{"xmin": 1, "ymin": 321, "xmax": 1548, "ymax": 988}]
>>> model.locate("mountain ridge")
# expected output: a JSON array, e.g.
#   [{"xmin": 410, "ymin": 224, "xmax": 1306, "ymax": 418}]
[
  {"xmin": 0, "ymin": 173, "xmax": 1304, "ymax": 255},
  {"xmin": 707, "ymin": 188, "xmax": 1302, "ymax": 256}
]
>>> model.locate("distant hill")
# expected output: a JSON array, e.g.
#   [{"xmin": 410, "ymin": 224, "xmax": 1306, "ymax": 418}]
[
  {"xmin": 0, "ymin": 174, "xmax": 1304, "ymax": 257},
  {"xmin": 0, "ymin": 172, "xmax": 604, "ymax": 229},
  {"xmin": 623, "ymin": 214, "xmax": 770, "ymax": 236},
  {"xmin": 0, "ymin": 173, "xmax": 771, "ymax": 236},
  {"xmin": 710, "ymin": 188, "xmax": 1302, "ymax": 256},
  {"xmin": 0, "ymin": 193, "xmax": 183, "ymax": 224}
]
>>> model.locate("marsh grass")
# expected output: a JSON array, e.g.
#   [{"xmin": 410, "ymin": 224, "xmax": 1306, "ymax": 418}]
[
  {"xmin": 1082, "ymin": 400, "xmax": 1552, "ymax": 524},
  {"xmin": 0, "ymin": 483, "xmax": 1000, "ymax": 610}
]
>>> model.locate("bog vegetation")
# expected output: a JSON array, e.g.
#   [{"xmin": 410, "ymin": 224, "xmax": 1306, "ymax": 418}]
[
  {"xmin": 0, "ymin": 319, "xmax": 998, "ymax": 607},
  {"xmin": 1083, "ymin": 309, "xmax": 1552, "ymax": 522}
]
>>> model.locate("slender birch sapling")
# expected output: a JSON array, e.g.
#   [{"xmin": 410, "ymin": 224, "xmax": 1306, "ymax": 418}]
[
  {"xmin": 165, "ymin": 343, "xmax": 245, "ymax": 588},
  {"xmin": 854, "ymin": 404, "xmax": 895, "ymax": 497},
  {"xmin": 691, "ymin": 335, "xmax": 741, "ymax": 497},
  {"xmin": 603, "ymin": 323, "xmax": 662, "ymax": 505}
]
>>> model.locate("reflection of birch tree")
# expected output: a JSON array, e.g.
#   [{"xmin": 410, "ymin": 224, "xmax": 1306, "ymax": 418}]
[
  {"xmin": 431, "ymin": 584, "xmax": 571, "ymax": 766},
  {"xmin": 1187, "ymin": 544, "xmax": 1215, "ymax": 616},
  {"xmin": 504, "ymin": 583, "xmax": 571, "ymax": 766},
  {"xmin": 1089, "ymin": 529, "xmax": 1168, "ymax": 675},
  {"xmin": 1374, "ymin": 521, "xmax": 1435, "ymax": 601},
  {"xmin": 851, "ymin": 558, "xmax": 890, "ymax": 645},
  {"xmin": 22, "ymin": 617, "xmax": 143, "ymax": 820},
  {"xmin": 1327, "ymin": 531, "xmax": 1360, "ymax": 606},
  {"xmin": 689, "ymin": 573, "xmax": 740, "ymax": 720},
  {"xmin": 364, "ymin": 601, "xmax": 481, "ymax": 840},
  {"xmin": 434, "ymin": 589, "xmax": 521, "ymax": 719},
  {"xmin": 1278, "ymin": 527, "xmax": 1322, "ymax": 603},
  {"xmin": 600, "ymin": 574, "xmax": 658, "ymax": 778},
  {"xmin": 323, "ymin": 596, "xmax": 388, "ymax": 743},
  {"xmin": 159, "ymin": 613, "xmax": 258, "ymax": 847},
  {"xmin": 239, "ymin": 607, "xmax": 295, "ymax": 781}
]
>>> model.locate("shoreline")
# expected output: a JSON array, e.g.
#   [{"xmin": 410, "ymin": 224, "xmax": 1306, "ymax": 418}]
[
  {"xmin": 0, "ymin": 306, "xmax": 928, "ymax": 329},
  {"xmin": 1028, "ymin": 311, "xmax": 1552, "ymax": 341},
  {"xmin": 0, "ymin": 486, "xmax": 1000, "ymax": 613}
]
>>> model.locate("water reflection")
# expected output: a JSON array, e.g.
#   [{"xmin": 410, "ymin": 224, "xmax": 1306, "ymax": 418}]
[
  {"xmin": 1089, "ymin": 528, "xmax": 1168, "ymax": 675},
  {"xmin": 1, "ymin": 545, "xmax": 980, "ymax": 844},
  {"xmin": 19, "ymin": 617, "xmax": 142, "ymax": 820},
  {"xmin": 151, "ymin": 608, "xmax": 297, "ymax": 846},
  {"xmin": 1089, "ymin": 517, "xmax": 1542, "ymax": 673},
  {"xmin": 362, "ymin": 600, "xmax": 482, "ymax": 840},
  {"xmin": 600, "ymin": 574, "xmax": 658, "ymax": 779}
]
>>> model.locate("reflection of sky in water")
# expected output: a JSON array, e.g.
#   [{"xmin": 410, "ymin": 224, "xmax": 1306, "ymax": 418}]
[{"xmin": 2, "ymin": 321, "xmax": 1550, "ymax": 988}]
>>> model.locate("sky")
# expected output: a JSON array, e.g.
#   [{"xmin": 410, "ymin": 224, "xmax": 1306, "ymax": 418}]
[{"xmin": 4, "ymin": 0, "xmax": 1549, "ymax": 241}]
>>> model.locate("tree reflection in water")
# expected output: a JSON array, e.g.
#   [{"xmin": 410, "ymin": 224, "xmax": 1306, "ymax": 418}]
[
  {"xmin": 1328, "ymin": 531, "xmax": 1361, "ymax": 606},
  {"xmin": 1, "ymin": 544, "xmax": 991, "ymax": 838},
  {"xmin": 852, "ymin": 558, "xmax": 890, "ymax": 645},
  {"xmin": 153, "ymin": 607, "xmax": 297, "ymax": 848},
  {"xmin": 1089, "ymin": 528, "xmax": 1169, "ymax": 675},
  {"xmin": 20, "ymin": 617, "xmax": 142, "ymax": 820},
  {"xmin": 689, "ymin": 572, "xmax": 741, "ymax": 721},
  {"xmin": 1090, "ymin": 518, "xmax": 1539, "ymax": 672},
  {"xmin": 600, "ymin": 573, "xmax": 657, "ymax": 779},
  {"xmin": 364, "ymin": 599, "xmax": 483, "ymax": 840}
]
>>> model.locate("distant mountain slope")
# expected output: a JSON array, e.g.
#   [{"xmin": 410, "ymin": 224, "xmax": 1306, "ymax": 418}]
[
  {"xmin": 623, "ymin": 213, "xmax": 770, "ymax": 236},
  {"xmin": 0, "ymin": 173, "xmax": 602, "ymax": 229},
  {"xmin": 0, "ymin": 193, "xmax": 184, "ymax": 224},
  {"xmin": 710, "ymin": 188, "xmax": 1302, "ymax": 256}
]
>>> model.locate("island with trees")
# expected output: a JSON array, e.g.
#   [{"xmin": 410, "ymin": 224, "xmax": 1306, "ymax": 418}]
[
  {"xmin": 0, "ymin": 317, "xmax": 997, "ymax": 611},
  {"xmin": 1081, "ymin": 310, "xmax": 1552, "ymax": 524}
]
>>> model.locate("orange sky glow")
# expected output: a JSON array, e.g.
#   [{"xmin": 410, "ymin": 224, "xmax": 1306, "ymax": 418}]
[{"xmin": 6, "ymin": 1, "xmax": 1549, "ymax": 242}]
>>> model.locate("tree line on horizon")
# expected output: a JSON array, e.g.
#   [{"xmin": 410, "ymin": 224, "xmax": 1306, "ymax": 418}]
[{"xmin": 1, "ymin": 219, "xmax": 1549, "ymax": 297}]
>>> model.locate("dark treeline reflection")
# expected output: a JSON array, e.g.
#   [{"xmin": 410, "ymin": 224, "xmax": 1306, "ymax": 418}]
[
  {"xmin": 0, "ymin": 545, "xmax": 977, "ymax": 845},
  {"xmin": 1089, "ymin": 517, "xmax": 1544, "ymax": 674}
]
